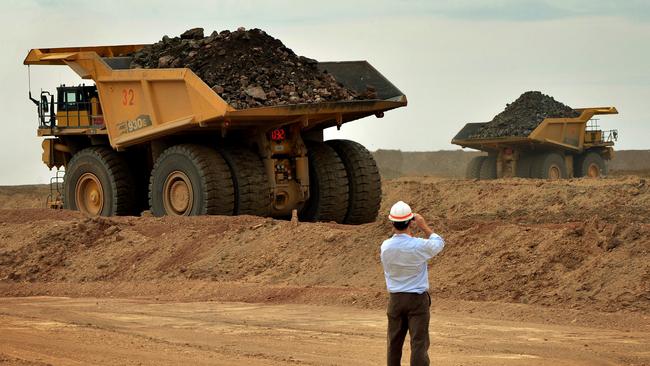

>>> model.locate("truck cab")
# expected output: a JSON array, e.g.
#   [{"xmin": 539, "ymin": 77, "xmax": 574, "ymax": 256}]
[
  {"xmin": 55, "ymin": 85, "xmax": 103, "ymax": 127},
  {"xmin": 34, "ymin": 85, "xmax": 104, "ymax": 129}
]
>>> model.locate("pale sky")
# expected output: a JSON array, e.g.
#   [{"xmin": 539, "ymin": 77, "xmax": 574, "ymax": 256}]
[{"xmin": 1, "ymin": 0, "xmax": 649, "ymax": 184}]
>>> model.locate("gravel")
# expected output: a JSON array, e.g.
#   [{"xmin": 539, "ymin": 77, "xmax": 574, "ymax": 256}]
[
  {"xmin": 470, "ymin": 91, "xmax": 581, "ymax": 138},
  {"xmin": 130, "ymin": 27, "xmax": 368, "ymax": 109}
]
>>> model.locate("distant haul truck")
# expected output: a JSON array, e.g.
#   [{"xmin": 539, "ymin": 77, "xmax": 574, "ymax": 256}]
[
  {"xmin": 452, "ymin": 107, "xmax": 619, "ymax": 179},
  {"xmin": 24, "ymin": 45, "xmax": 407, "ymax": 223}
]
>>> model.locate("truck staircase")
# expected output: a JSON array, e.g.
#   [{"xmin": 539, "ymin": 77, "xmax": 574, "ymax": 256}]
[{"xmin": 46, "ymin": 170, "xmax": 64, "ymax": 209}]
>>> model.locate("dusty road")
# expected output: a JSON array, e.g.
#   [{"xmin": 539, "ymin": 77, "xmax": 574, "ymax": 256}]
[{"xmin": 0, "ymin": 296, "xmax": 648, "ymax": 366}]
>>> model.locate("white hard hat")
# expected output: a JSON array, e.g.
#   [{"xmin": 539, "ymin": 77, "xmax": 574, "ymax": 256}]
[{"xmin": 389, "ymin": 201, "xmax": 414, "ymax": 222}]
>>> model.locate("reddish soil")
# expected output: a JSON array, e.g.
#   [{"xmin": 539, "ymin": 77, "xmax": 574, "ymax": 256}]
[
  {"xmin": 1, "ymin": 176, "xmax": 649, "ymax": 365},
  {"xmin": 1, "ymin": 176, "xmax": 648, "ymax": 314}
]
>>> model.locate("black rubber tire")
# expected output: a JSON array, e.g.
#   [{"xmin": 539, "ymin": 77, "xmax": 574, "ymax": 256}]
[
  {"xmin": 299, "ymin": 141, "xmax": 349, "ymax": 223},
  {"xmin": 531, "ymin": 152, "xmax": 567, "ymax": 179},
  {"xmin": 466, "ymin": 156, "xmax": 487, "ymax": 179},
  {"xmin": 219, "ymin": 146, "xmax": 271, "ymax": 217},
  {"xmin": 326, "ymin": 139, "xmax": 381, "ymax": 224},
  {"xmin": 574, "ymin": 151, "xmax": 607, "ymax": 178},
  {"xmin": 516, "ymin": 154, "xmax": 535, "ymax": 178},
  {"xmin": 479, "ymin": 156, "xmax": 497, "ymax": 179},
  {"xmin": 63, "ymin": 146, "xmax": 135, "ymax": 216},
  {"xmin": 149, "ymin": 144, "xmax": 234, "ymax": 216}
]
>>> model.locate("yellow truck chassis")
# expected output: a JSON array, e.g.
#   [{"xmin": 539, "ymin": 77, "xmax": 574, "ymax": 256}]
[
  {"xmin": 25, "ymin": 44, "xmax": 407, "ymax": 222},
  {"xmin": 452, "ymin": 107, "xmax": 618, "ymax": 179}
]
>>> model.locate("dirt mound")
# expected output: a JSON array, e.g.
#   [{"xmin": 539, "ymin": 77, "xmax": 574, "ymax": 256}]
[
  {"xmin": 1, "ymin": 177, "xmax": 648, "ymax": 313},
  {"xmin": 131, "ymin": 27, "xmax": 365, "ymax": 109},
  {"xmin": 371, "ymin": 150, "xmax": 650, "ymax": 178},
  {"xmin": 381, "ymin": 176, "xmax": 650, "ymax": 224},
  {"xmin": 609, "ymin": 150, "xmax": 650, "ymax": 172},
  {"xmin": 373, "ymin": 149, "xmax": 483, "ymax": 178},
  {"xmin": 0, "ymin": 185, "xmax": 49, "ymax": 210},
  {"xmin": 470, "ymin": 91, "xmax": 580, "ymax": 138}
]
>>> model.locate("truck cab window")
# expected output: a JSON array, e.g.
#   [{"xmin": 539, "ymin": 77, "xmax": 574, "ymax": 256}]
[{"xmin": 66, "ymin": 92, "xmax": 77, "ymax": 103}]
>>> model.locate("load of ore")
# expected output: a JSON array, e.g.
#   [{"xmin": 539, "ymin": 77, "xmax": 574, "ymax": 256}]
[
  {"xmin": 130, "ymin": 27, "xmax": 369, "ymax": 109},
  {"xmin": 469, "ymin": 91, "xmax": 581, "ymax": 138}
]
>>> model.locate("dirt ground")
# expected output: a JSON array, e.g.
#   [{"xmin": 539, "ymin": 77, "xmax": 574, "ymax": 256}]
[
  {"xmin": 1, "ymin": 176, "xmax": 649, "ymax": 365},
  {"xmin": 0, "ymin": 296, "xmax": 648, "ymax": 366}
]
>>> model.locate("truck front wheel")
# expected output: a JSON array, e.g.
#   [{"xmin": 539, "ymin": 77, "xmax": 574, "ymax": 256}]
[
  {"xmin": 63, "ymin": 146, "xmax": 135, "ymax": 216},
  {"xmin": 575, "ymin": 152, "xmax": 607, "ymax": 178},
  {"xmin": 149, "ymin": 144, "xmax": 234, "ymax": 216},
  {"xmin": 531, "ymin": 152, "xmax": 567, "ymax": 179}
]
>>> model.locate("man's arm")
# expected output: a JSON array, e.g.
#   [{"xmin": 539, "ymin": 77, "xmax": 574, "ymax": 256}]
[
  {"xmin": 413, "ymin": 214, "xmax": 433, "ymax": 237},
  {"xmin": 413, "ymin": 213, "xmax": 444, "ymax": 257}
]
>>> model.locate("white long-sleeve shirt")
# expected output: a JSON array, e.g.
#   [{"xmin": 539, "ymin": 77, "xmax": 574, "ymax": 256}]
[{"xmin": 380, "ymin": 233, "xmax": 445, "ymax": 293}]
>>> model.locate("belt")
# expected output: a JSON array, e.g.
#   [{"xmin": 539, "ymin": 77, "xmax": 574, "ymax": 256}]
[
  {"xmin": 389, "ymin": 291, "xmax": 431, "ymax": 305},
  {"xmin": 389, "ymin": 291, "xmax": 428, "ymax": 295}
]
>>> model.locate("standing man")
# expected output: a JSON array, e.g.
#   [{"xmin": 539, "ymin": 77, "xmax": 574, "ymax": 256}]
[{"xmin": 380, "ymin": 201, "xmax": 445, "ymax": 366}]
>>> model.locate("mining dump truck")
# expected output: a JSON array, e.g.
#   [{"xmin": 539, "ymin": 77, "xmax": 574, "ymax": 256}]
[
  {"xmin": 24, "ymin": 45, "xmax": 406, "ymax": 223},
  {"xmin": 452, "ymin": 107, "xmax": 618, "ymax": 179}
]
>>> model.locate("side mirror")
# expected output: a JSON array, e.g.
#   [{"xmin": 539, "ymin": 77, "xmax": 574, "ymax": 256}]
[{"xmin": 41, "ymin": 95, "xmax": 49, "ymax": 113}]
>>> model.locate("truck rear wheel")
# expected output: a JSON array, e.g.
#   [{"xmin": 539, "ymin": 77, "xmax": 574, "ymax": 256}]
[
  {"xmin": 220, "ymin": 146, "xmax": 272, "ymax": 217},
  {"xmin": 64, "ymin": 146, "xmax": 135, "ymax": 216},
  {"xmin": 575, "ymin": 152, "xmax": 607, "ymax": 178},
  {"xmin": 326, "ymin": 139, "xmax": 381, "ymax": 224},
  {"xmin": 300, "ymin": 141, "xmax": 349, "ymax": 223},
  {"xmin": 479, "ymin": 156, "xmax": 497, "ymax": 179},
  {"xmin": 531, "ymin": 152, "xmax": 566, "ymax": 179},
  {"xmin": 149, "ymin": 144, "xmax": 234, "ymax": 216},
  {"xmin": 466, "ymin": 156, "xmax": 487, "ymax": 179}
]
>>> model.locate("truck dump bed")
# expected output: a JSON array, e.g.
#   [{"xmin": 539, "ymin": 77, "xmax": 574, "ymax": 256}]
[
  {"xmin": 24, "ymin": 45, "xmax": 406, "ymax": 149},
  {"xmin": 452, "ymin": 107, "xmax": 618, "ymax": 152},
  {"xmin": 214, "ymin": 61, "xmax": 406, "ymax": 129}
]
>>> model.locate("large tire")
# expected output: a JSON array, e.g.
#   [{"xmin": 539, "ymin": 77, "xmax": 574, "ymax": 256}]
[
  {"xmin": 516, "ymin": 154, "xmax": 535, "ymax": 178},
  {"xmin": 149, "ymin": 144, "xmax": 234, "ymax": 216},
  {"xmin": 326, "ymin": 139, "xmax": 381, "ymax": 224},
  {"xmin": 479, "ymin": 156, "xmax": 497, "ymax": 179},
  {"xmin": 531, "ymin": 152, "xmax": 567, "ymax": 179},
  {"xmin": 63, "ymin": 146, "xmax": 135, "ymax": 216},
  {"xmin": 219, "ymin": 146, "xmax": 271, "ymax": 217},
  {"xmin": 466, "ymin": 156, "xmax": 487, "ymax": 179},
  {"xmin": 574, "ymin": 151, "xmax": 607, "ymax": 178},
  {"xmin": 299, "ymin": 141, "xmax": 349, "ymax": 223}
]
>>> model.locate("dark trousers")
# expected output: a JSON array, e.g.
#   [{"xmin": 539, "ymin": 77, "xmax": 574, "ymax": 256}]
[{"xmin": 387, "ymin": 292, "xmax": 430, "ymax": 366}]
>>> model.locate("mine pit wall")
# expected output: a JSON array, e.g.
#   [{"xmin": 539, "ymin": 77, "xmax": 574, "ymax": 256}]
[{"xmin": 373, "ymin": 149, "xmax": 650, "ymax": 178}]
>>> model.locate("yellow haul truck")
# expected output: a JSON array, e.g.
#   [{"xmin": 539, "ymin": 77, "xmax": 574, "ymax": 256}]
[
  {"xmin": 452, "ymin": 107, "xmax": 618, "ymax": 179},
  {"xmin": 25, "ymin": 45, "xmax": 407, "ymax": 223}
]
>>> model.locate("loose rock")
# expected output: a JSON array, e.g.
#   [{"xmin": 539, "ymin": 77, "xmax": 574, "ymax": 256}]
[
  {"xmin": 180, "ymin": 27, "xmax": 204, "ymax": 40},
  {"xmin": 245, "ymin": 86, "xmax": 267, "ymax": 100},
  {"xmin": 470, "ymin": 91, "xmax": 580, "ymax": 138},
  {"xmin": 130, "ymin": 27, "xmax": 366, "ymax": 109}
]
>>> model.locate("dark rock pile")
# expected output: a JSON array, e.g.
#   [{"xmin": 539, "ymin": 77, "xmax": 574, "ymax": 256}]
[
  {"xmin": 470, "ymin": 91, "xmax": 581, "ymax": 138},
  {"xmin": 130, "ymin": 27, "xmax": 366, "ymax": 109}
]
